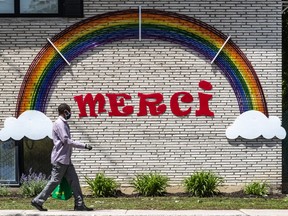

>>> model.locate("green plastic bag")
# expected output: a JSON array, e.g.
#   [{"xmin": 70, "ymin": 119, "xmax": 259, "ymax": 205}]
[{"xmin": 52, "ymin": 177, "xmax": 73, "ymax": 200}]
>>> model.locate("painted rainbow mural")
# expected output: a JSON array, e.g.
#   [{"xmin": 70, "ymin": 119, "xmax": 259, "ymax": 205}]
[{"xmin": 16, "ymin": 9, "xmax": 268, "ymax": 117}]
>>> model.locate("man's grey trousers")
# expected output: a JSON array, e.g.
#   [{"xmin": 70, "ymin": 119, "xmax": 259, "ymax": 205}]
[{"xmin": 33, "ymin": 163, "xmax": 84, "ymax": 207}]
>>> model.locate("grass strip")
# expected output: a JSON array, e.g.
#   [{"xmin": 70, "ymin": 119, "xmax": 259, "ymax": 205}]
[{"xmin": 0, "ymin": 196, "xmax": 288, "ymax": 210}]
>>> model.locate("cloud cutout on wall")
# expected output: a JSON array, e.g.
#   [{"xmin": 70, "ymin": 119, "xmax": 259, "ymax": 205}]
[
  {"xmin": 226, "ymin": 110, "xmax": 286, "ymax": 140},
  {"xmin": 0, "ymin": 110, "xmax": 52, "ymax": 141}
]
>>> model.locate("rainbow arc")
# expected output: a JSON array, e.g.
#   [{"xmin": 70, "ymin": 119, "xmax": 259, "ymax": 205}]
[{"xmin": 16, "ymin": 9, "xmax": 268, "ymax": 117}]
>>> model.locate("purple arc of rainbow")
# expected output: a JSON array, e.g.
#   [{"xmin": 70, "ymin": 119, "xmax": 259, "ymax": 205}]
[{"xmin": 16, "ymin": 9, "xmax": 268, "ymax": 117}]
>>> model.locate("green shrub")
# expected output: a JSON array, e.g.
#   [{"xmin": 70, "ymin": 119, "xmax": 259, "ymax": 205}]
[
  {"xmin": 244, "ymin": 181, "xmax": 269, "ymax": 196},
  {"xmin": 0, "ymin": 185, "xmax": 10, "ymax": 196},
  {"xmin": 132, "ymin": 172, "xmax": 169, "ymax": 196},
  {"xmin": 20, "ymin": 168, "xmax": 49, "ymax": 197},
  {"xmin": 85, "ymin": 173, "xmax": 119, "ymax": 197},
  {"xmin": 183, "ymin": 171, "xmax": 224, "ymax": 197}
]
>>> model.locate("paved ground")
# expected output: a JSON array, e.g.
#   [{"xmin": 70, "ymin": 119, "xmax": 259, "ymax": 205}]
[{"xmin": 0, "ymin": 209, "xmax": 288, "ymax": 216}]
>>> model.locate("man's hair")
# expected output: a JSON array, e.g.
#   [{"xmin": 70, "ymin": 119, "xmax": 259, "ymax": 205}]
[{"xmin": 58, "ymin": 103, "xmax": 70, "ymax": 115}]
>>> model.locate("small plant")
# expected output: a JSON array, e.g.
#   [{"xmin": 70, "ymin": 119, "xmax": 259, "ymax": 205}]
[
  {"xmin": 183, "ymin": 171, "xmax": 224, "ymax": 197},
  {"xmin": 132, "ymin": 172, "xmax": 169, "ymax": 196},
  {"xmin": 0, "ymin": 185, "xmax": 10, "ymax": 196},
  {"xmin": 20, "ymin": 168, "xmax": 49, "ymax": 197},
  {"xmin": 244, "ymin": 181, "xmax": 269, "ymax": 196},
  {"xmin": 85, "ymin": 173, "xmax": 119, "ymax": 197}
]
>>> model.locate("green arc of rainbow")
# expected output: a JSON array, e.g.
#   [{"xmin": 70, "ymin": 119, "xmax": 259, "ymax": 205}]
[{"xmin": 16, "ymin": 9, "xmax": 268, "ymax": 117}]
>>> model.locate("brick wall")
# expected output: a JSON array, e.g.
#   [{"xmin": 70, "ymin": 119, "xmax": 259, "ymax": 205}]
[{"xmin": 0, "ymin": 0, "xmax": 282, "ymax": 187}]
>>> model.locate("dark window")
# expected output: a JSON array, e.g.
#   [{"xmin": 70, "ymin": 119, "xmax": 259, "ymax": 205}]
[
  {"xmin": 0, "ymin": 137, "xmax": 54, "ymax": 186},
  {"xmin": 0, "ymin": 0, "xmax": 83, "ymax": 17},
  {"xmin": 22, "ymin": 137, "xmax": 53, "ymax": 177},
  {"xmin": 0, "ymin": 140, "xmax": 20, "ymax": 185}
]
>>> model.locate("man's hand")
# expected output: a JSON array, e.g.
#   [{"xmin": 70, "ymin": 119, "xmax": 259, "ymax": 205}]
[{"xmin": 85, "ymin": 144, "xmax": 92, "ymax": 150}]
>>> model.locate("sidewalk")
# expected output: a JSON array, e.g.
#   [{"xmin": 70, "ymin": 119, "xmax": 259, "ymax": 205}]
[{"xmin": 0, "ymin": 209, "xmax": 288, "ymax": 216}]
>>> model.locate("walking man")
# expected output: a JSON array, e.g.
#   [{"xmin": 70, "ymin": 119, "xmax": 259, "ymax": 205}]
[{"xmin": 31, "ymin": 103, "xmax": 93, "ymax": 211}]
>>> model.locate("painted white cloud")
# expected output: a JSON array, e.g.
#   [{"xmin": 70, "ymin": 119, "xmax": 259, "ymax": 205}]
[
  {"xmin": 0, "ymin": 110, "xmax": 53, "ymax": 141},
  {"xmin": 226, "ymin": 110, "xmax": 286, "ymax": 140}
]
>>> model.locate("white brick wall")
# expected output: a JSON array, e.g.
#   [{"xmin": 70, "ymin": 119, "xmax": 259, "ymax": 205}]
[{"xmin": 0, "ymin": 0, "xmax": 282, "ymax": 187}]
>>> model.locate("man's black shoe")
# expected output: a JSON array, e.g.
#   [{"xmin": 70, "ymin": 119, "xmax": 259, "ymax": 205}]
[
  {"xmin": 74, "ymin": 205, "xmax": 93, "ymax": 211},
  {"xmin": 31, "ymin": 200, "xmax": 48, "ymax": 211}
]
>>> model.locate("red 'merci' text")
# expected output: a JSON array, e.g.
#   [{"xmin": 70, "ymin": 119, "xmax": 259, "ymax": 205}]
[{"xmin": 74, "ymin": 80, "xmax": 214, "ymax": 117}]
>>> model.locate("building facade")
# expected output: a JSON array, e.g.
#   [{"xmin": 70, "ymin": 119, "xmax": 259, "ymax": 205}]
[{"xmin": 0, "ymin": 0, "xmax": 284, "ymax": 189}]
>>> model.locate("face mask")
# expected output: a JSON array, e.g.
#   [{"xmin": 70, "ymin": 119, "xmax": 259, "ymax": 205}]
[{"xmin": 64, "ymin": 110, "xmax": 71, "ymax": 120}]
